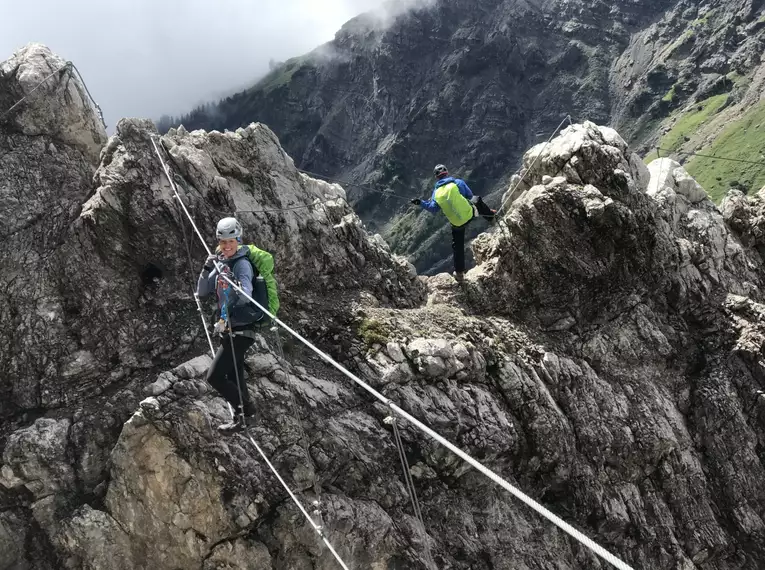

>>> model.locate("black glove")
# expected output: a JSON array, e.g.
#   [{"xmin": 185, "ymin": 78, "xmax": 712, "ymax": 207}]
[
  {"xmin": 203, "ymin": 253, "xmax": 217, "ymax": 272},
  {"xmin": 410, "ymin": 198, "xmax": 421, "ymax": 205}
]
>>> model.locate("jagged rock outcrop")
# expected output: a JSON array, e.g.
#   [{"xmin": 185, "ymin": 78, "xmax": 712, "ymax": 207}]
[
  {"xmin": 0, "ymin": 45, "xmax": 422, "ymax": 418},
  {"xmin": 720, "ymin": 188, "xmax": 765, "ymax": 261},
  {"xmin": 0, "ymin": 43, "xmax": 107, "ymax": 164},
  {"xmin": 475, "ymin": 123, "xmax": 760, "ymax": 326},
  {"xmin": 2, "ymin": 45, "xmax": 765, "ymax": 570},
  {"xmin": 0, "ymin": 45, "xmax": 423, "ymax": 569}
]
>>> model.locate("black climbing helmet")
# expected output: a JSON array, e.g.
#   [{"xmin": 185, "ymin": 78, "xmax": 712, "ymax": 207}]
[{"xmin": 433, "ymin": 164, "xmax": 449, "ymax": 179}]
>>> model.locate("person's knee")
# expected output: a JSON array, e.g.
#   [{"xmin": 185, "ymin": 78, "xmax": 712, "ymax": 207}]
[{"xmin": 204, "ymin": 357, "xmax": 220, "ymax": 383}]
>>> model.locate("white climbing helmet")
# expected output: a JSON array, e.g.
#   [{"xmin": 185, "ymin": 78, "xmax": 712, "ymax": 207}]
[{"xmin": 216, "ymin": 217, "xmax": 242, "ymax": 240}]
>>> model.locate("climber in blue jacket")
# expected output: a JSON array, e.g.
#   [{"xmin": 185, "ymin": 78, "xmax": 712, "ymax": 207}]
[
  {"xmin": 420, "ymin": 174, "xmax": 476, "ymax": 213},
  {"xmin": 411, "ymin": 164, "xmax": 495, "ymax": 281}
]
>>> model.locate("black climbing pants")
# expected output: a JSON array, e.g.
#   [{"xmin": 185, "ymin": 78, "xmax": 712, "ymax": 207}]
[
  {"xmin": 473, "ymin": 196, "xmax": 496, "ymax": 220},
  {"xmin": 452, "ymin": 224, "xmax": 468, "ymax": 273},
  {"xmin": 451, "ymin": 197, "xmax": 495, "ymax": 273},
  {"xmin": 205, "ymin": 333, "xmax": 256, "ymax": 415}
]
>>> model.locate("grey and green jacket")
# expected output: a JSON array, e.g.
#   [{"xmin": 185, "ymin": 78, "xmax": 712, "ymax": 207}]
[{"xmin": 197, "ymin": 247, "xmax": 266, "ymax": 328}]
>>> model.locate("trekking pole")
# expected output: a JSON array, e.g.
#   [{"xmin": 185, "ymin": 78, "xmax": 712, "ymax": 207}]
[
  {"xmin": 227, "ymin": 325, "xmax": 248, "ymax": 427},
  {"xmin": 221, "ymin": 288, "xmax": 247, "ymax": 428}
]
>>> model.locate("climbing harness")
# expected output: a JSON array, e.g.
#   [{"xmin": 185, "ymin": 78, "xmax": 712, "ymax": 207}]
[
  {"xmin": 153, "ymin": 134, "xmax": 636, "ymax": 570},
  {"xmin": 230, "ymin": 328, "xmax": 259, "ymax": 340}
]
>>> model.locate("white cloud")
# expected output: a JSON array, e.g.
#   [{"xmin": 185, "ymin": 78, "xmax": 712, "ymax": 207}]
[{"xmin": 0, "ymin": 0, "xmax": 388, "ymax": 129}]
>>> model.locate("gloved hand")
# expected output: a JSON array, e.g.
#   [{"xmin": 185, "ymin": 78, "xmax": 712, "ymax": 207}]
[
  {"xmin": 213, "ymin": 319, "xmax": 226, "ymax": 334},
  {"xmin": 203, "ymin": 253, "xmax": 218, "ymax": 272},
  {"xmin": 410, "ymin": 198, "xmax": 421, "ymax": 206}
]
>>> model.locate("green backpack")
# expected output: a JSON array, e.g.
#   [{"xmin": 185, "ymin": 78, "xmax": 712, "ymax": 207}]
[{"xmin": 216, "ymin": 244, "xmax": 280, "ymax": 316}]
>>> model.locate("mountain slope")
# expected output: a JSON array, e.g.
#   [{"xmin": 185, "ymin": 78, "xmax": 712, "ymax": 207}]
[
  {"xmin": 166, "ymin": 0, "xmax": 765, "ymax": 274},
  {"xmin": 611, "ymin": 0, "xmax": 765, "ymax": 199},
  {"xmin": 2, "ymin": 45, "xmax": 765, "ymax": 569},
  {"xmin": 169, "ymin": 0, "xmax": 687, "ymax": 272}
]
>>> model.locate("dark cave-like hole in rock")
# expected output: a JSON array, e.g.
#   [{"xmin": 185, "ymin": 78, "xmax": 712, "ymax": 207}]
[{"xmin": 141, "ymin": 263, "xmax": 164, "ymax": 287}]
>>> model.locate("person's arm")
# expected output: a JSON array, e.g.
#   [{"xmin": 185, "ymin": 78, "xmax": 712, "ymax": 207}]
[
  {"xmin": 456, "ymin": 179, "xmax": 474, "ymax": 200},
  {"xmin": 420, "ymin": 188, "xmax": 441, "ymax": 213},
  {"xmin": 196, "ymin": 257, "xmax": 218, "ymax": 298}
]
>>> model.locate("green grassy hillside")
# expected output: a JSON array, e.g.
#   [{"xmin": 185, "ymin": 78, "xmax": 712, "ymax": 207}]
[
  {"xmin": 659, "ymin": 94, "xmax": 729, "ymax": 153},
  {"xmin": 685, "ymin": 101, "xmax": 765, "ymax": 201}
]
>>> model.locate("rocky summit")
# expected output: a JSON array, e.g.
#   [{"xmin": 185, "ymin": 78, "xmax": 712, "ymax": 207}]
[{"xmin": 2, "ymin": 44, "xmax": 765, "ymax": 570}]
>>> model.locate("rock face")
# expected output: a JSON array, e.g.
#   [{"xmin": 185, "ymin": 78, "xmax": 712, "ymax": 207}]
[
  {"xmin": 610, "ymin": 0, "xmax": 765, "ymax": 145},
  {"xmin": 0, "ymin": 43, "xmax": 107, "ymax": 163},
  {"xmin": 162, "ymin": 0, "xmax": 765, "ymax": 273},
  {"xmin": 0, "ymin": 45, "xmax": 422, "ymax": 568},
  {"xmin": 167, "ymin": 0, "xmax": 683, "ymax": 273},
  {"xmin": 721, "ymin": 188, "xmax": 765, "ymax": 261},
  {"xmin": 2, "ymin": 45, "xmax": 765, "ymax": 569},
  {"xmin": 0, "ymin": 44, "xmax": 423, "ymax": 421}
]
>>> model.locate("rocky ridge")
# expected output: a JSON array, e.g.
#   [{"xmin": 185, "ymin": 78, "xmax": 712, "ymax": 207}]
[{"xmin": 1, "ymin": 44, "xmax": 765, "ymax": 569}]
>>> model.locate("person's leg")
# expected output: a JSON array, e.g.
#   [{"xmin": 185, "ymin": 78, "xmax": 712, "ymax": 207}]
[
  {"xmin": 452, "ymin": 224, "xmax": 466, "ymax": 275},
  {"xmin": 474, "ymin": 196, "xmax": 496, "ymax": 221},
  {"xmin": 205, "ymin": 341, "xmax": 241, "ymax": 410},
  {"xmin": 229, "ymin": 335, "xmax": 256, "ymax": 416}
]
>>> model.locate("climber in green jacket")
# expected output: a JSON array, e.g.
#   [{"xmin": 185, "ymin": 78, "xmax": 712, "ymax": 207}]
[{"xmin": 411, "ymin": 164, "xmax": 496, "ymax": 281}]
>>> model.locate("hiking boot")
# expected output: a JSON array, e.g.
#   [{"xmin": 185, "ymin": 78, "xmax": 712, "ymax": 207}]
[
  {"xmin": 217, "ymin": 419, "xmax": 241, "ymax": 433},
  {"xmin": 453, "ymin": 272, "xmax": 465, "ymax": 283},
  {"xmin": 217, "ymin": 413, "xmax": 255, "ymax": 433},
  {"xmin": 240, "ymin": 413, "xmax": 256, "ymax": 429}
]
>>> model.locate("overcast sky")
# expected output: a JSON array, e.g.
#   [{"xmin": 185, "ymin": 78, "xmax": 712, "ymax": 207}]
[{"xmin": 1, "ymin": 0, "xmax": 386, "ymax": 129}]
